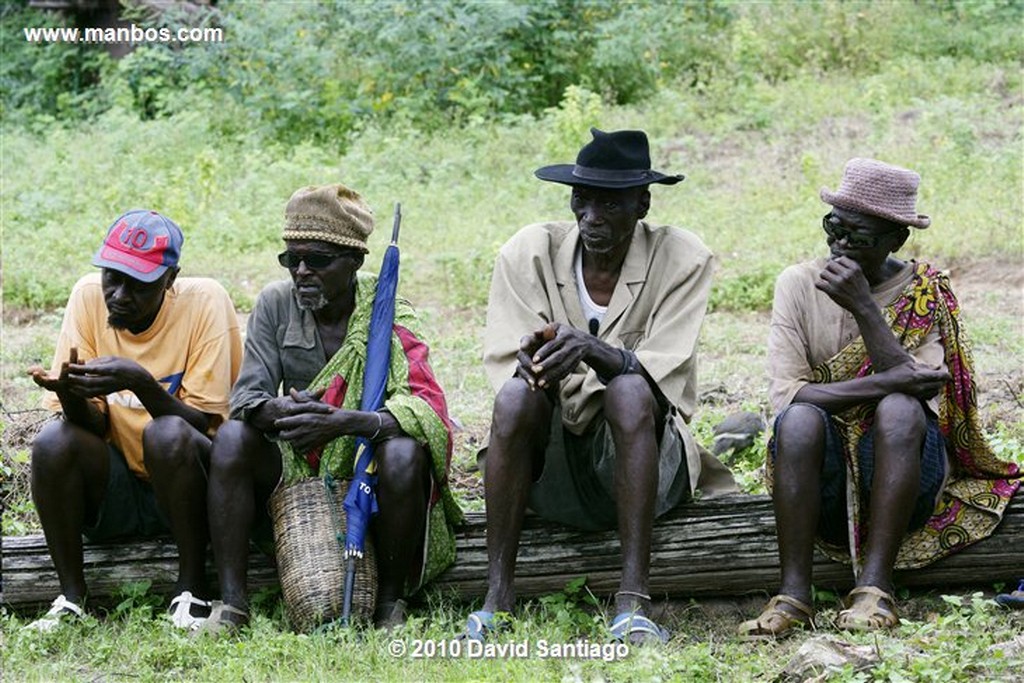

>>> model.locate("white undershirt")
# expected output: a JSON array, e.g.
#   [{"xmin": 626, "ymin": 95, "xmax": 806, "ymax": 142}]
[{"xmin": 575, "ymin": 244, "xmax": 606, "ymax": 333}]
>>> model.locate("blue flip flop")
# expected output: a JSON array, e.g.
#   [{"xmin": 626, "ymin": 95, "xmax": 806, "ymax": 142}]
[
  {"xmin": 995, "ymin": 580, "xmax": 1024, "ymax": 609},
  {"xmin": 609, "ymin": 612, "xmax": 670, "ymax": 645},
  {"xmin": 460, "ymin": 610, "xmax": 497, "ymax": 642}
]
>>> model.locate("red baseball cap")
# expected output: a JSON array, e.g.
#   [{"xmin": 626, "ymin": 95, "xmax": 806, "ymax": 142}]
[{"xmin": 92, "ymin": 210, "xmax": 183, "ymax": 282}]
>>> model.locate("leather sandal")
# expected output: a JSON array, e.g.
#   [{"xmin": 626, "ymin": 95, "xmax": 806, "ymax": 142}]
[
  {"xmin": 738, "ymin": 594, "xmax": 814, "ymax": 640},
  {"xmin": 836, "ymin": 586, "xmax": 899, "ymax": 631}
]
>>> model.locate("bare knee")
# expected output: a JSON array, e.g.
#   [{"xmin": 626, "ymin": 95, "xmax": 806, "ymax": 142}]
[
  {"xmin": 209, "ymin": 419, "xmax": 265, "ymax": 476},
  {"xmin": 873, "ymin": 393, "xmax": 926, "ymax": 448},
  {"xmin": 490, "ymin": 377, "xmax": 550, "ymax": 441},
  {"xmin": 603, "ymin": 374, "xmax": 655, "ymax": 435},
  {"xmin": 775, "ymin": 403, "xmax": 827, "ymax": 463},
  {"xmin": 143, "ymin": 415, "xmax": 204, "ymax": 470},
  {"xmin": 376, "ymin": 437, "xmax": 429, "ymax": 494},
  {"xmin": 32, "ymin": 420, "xmax": 99, "ymax": 474}
]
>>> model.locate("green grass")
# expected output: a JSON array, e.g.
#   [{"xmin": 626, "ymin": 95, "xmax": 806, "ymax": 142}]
[{"xmin": 3, "ymin": 588, "xmax": 1022, "ymax": 681}]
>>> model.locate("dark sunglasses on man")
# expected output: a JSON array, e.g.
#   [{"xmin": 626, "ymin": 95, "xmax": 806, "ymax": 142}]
[
  {"xmin": 277, "ymin": 251, "xmax": 353, "ymax": 269},
  {"xmin": 821, "ymin": 213, "xmax": 903, "ymax": 249}
]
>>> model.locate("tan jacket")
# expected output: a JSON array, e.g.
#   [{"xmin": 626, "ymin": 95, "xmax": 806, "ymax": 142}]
[{"xmin": 483, "ymin": 219, "xmax": 736, "ymax": 497}]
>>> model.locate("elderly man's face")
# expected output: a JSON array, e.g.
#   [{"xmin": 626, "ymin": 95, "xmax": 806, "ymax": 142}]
[
  {"xmin": 824, "ymin": 206, "xmax": 908, "ymax": 265},
  {"xmin": 570, "ymin": 185, "xmax": 650, "ymax": 256},
  {"xmin": 280, "ymin": 239, "xmax": 363, "ymax": 311}
]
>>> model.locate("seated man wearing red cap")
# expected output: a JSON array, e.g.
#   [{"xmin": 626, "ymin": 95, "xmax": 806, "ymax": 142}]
[
  {"xmin": 739, "ymin": 158, "xmax": 1021, "ymax": 638},
  {"xmin": 26, "ymin": 210, "xmax": 242, "ymax": 631},
  {"xmin": 469, "ymin": 128, "xmax": 736, "ymax": 644},
  {"xmin": 202, "ymin": 184, "xmax": 460, "ymax": 634}
]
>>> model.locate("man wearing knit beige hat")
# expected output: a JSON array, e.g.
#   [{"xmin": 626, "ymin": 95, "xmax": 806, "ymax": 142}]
[
  {"xmin": 740, "ymin": 158, "xmax": 1021, "ymax": 638},
  {"xmin": 203, "ymin": 184, "xmax": 460, "ymax": 634}
]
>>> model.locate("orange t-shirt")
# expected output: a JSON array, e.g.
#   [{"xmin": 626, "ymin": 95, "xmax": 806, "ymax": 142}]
[{"xmin": 44, "ymin": 274, "xmax": 242, "ymax": 479}]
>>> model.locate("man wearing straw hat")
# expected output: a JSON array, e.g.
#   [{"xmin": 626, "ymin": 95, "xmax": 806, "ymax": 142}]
[
  {"xmin": 739, "ymin": 158, "xmax": 1021, "ymax": 638},
  {"xmin": 26, "ymin": 210, "xmax": 242, "ymax": 632},
  {"xmin": 470, "ymin": 128, "xmax": 737, "ymax": 644},
  {"xmin": 203, "ymin": 184, "xmax": 460, "ymax": 634}
]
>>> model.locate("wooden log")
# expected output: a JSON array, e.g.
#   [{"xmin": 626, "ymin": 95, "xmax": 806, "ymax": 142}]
[{"xmin": 3, "ymin": 491, "xmax": 1021, "ymax": 611}]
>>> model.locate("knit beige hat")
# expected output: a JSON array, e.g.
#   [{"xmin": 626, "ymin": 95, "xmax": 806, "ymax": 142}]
[
  {"xmin": 820, "ymin": 158, "xmax": 930, "ymax": 229},
  {"xmin": 283, "ymin": 184, "xmax": 375, "ymax": 253}
]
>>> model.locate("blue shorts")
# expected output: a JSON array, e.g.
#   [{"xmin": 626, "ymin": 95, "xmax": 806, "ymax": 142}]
[
  {"xmin": 771, "ymin": 403, "xmax": 948, "ymax": 545},
  {"xmin": 83, "ymin": 445, "xmax": 170, "ymax": 542}
]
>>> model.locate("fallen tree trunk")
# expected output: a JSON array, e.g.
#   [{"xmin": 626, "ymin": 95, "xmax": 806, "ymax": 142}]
[{"xmin": 3, "ymin": 492, "xmax": 1021, "ymax": 611}]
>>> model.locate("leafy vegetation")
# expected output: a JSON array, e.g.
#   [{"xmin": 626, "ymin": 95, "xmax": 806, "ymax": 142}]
[{"xmin": 2, "ymin": 0, "xmax": 1022, "ymax": 680}]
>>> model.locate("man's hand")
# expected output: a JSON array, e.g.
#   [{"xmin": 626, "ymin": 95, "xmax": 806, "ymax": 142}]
[
  {"xmin": 29, "ymin": 347, "xmax": 89, "ymax": 395},
  {"xmin": 815, "ymin": 256, "xmax": 873, "ymax": 314},
  {"xmin": 49, "ymin": 355, "xmax": 153, "ymax": 399},
  {"xmin": 272, "ymin": 390, "xmax": 359, "ymax": 454},
  {"xmin": 518, "ymin": 322, "xmax": 593, "ymax": 390},
  {"xmin": 880, "ymin": 362, "xmax": 951, "ymax": 400}
]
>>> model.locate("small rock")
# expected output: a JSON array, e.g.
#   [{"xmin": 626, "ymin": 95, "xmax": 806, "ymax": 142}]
[
  {"xmin": 781, "ymin": 636, "xmax": 880, "ymax": 680},
  {"xmin": 711, "ymin": 411, "xmax": 765, "ymax": 456},
  {"xmin": 989, "ymin": 634, "xmax": 1024, "ymax": 659}
]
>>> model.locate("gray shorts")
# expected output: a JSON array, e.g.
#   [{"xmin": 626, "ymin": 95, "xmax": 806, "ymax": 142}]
[
  {"xmin": 525, "ymin": 408, "xmax": 690, "ymax": 531},
  {"xmin": 83, "ymin": 445, "xmax": 169, "ymax": 542}
]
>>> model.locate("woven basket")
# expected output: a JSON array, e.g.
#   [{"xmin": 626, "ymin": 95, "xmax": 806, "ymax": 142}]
[{"xmin": 269, "ymin": 477, "xmax": 378, "ymax": 632}]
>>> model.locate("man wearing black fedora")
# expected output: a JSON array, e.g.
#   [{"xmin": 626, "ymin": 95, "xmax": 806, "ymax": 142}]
[{"xmin": 468, "ymin": 128, "xmax": 736, "ymax": 644}]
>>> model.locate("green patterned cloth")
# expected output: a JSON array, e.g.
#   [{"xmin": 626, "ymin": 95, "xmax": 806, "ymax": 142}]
[{"xmin": 279, "ymin": 272, "xmax": 462, "ymax": 591}]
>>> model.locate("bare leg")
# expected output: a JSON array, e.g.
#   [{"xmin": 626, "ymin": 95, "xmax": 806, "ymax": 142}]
[
  {"xmin": 772, "ymin": 403, "xmax": 827, "ymax": 613},
  {"xmin": 30, "ymin": 421, "xmax": 110, "ymax": 604},
  {"xmin": 481, "ymin": 378, "xmax": 553, "ymax": 613},
  {"xmin": 372, "ymin": 436, "xmax": 430, "ymax": 609},
  {"xmin": 144, "ymin": 415, "xmax": 212, "ymax": 596},
  {"xmin": 207, "ymin": 420, "xmax": 281, "ymax": 620},
  {"xmin": 604, "ymin": 374, "xmax": 660, "ymax": 616},
  {"xmin": 853, "ymin": 393, "xmax": 926, "ymax": 608}
]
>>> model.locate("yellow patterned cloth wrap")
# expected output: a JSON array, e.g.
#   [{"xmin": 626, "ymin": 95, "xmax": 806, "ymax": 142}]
[
  {"xmin": 279, "ymin": 273, "xmax": 462, "ymax": 590},
  {"xmin": 785, "ymin": 262, "xmax": 1020, "ymax": 570}
]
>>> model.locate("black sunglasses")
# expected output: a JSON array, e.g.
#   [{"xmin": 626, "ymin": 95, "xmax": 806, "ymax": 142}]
[
  {"xmin": 822, "ymin": 213, "xmax": 901, "ymax": 249},
  {"xmin": 277, "ymin": 251, "xmax": 353, "ymax": 269}
]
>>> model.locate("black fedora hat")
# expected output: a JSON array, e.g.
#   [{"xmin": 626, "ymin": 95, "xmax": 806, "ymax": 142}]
[{"xmin": 534, "ymin": 128, "xmax": 684, "ymax": 189}]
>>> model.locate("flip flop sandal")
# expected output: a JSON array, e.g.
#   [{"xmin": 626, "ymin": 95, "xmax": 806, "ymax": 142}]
[
  {"xmin": 459, "ymin": 610, "xmax": 501, "ymax": 642},
  {"xmin": 167, "ymin": 591, "xmax": 212, "ymax": 630},
  {"xmin": 737, "ymin": 594, "xmax": 814, "ymax": 640},
  {"xmin": 995, "ymin": 580, "xmax": 1024, "ymax": 609},
  {"xmin": 24, "ymin": 595, "xmax": 85, "ymax": 632},
  {"xmin": 190, "ymin": 600, "xmax": 249, "ymax": 639},
  {"xmin": 609, "ymin": 612, "xmax": 670, "ymax": 645},
  {"xmin": 836, "ymin": 586, "xmax": 899, "ymax": 631}
]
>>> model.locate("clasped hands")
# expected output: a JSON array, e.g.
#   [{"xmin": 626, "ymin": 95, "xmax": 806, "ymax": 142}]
[
  {"xmin": 262, "ymin": 388, "xmax": 356, "ymax": 454},
  {"xmin": 516, "ymin": 322, "xmax": 594, "ymax": 391}
]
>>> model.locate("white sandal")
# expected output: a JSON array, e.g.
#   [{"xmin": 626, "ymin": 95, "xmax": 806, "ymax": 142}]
[
  {"xmin": 24, "ymin": 595, "xmax": 85, "ymax": 632},
  {"xmin": 168, "ymin": 591, "xmax": 212, "ymax": 630},
  {"xmin": 191, "ymin": 601, "xmax": 249, "ymax": 638}
]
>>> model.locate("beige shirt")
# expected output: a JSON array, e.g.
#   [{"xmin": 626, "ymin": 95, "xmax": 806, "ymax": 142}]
[
  {"xmin": 767, "ymin": 258, "xmax": 947, "ymax": 415},
  {"xmin": 483, "ymin": 219, "xmax": 736, "ymax": 496}
]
